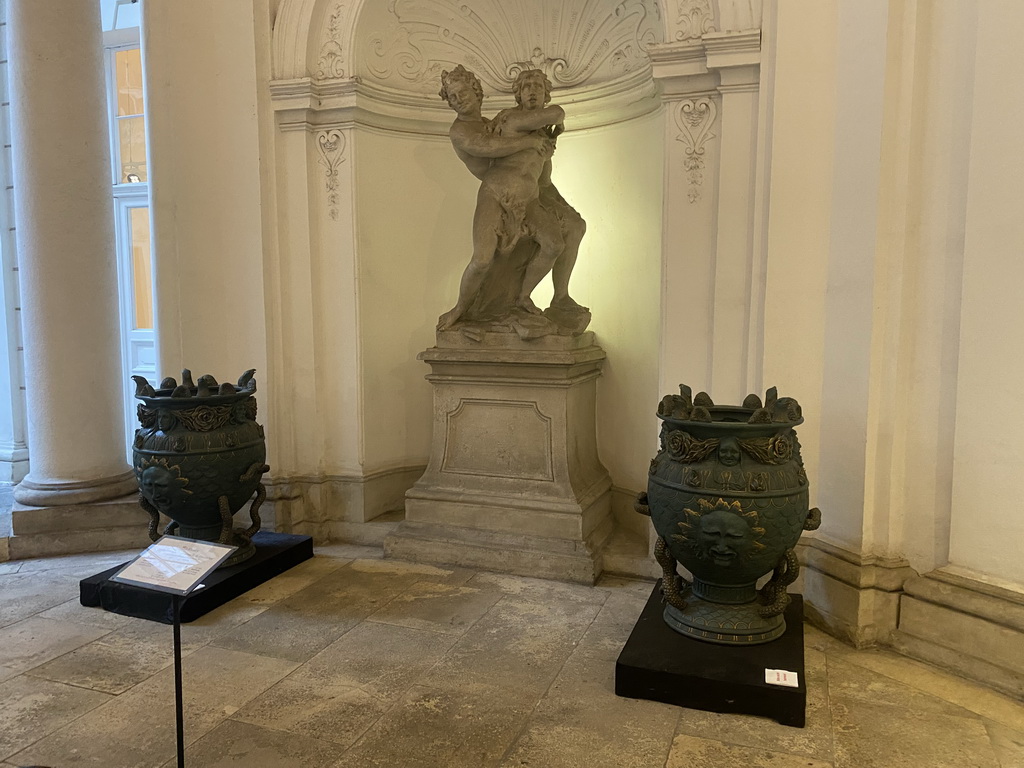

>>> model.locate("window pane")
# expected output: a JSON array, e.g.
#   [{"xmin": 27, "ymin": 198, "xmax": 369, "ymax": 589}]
[
  {"xmin": 115, "ymin": 48, "xmax": 144, "ymax": 117},
  {"xmin": 130, "ymin": 207, "xmax": 154, "ymax": 330},
  {"xmin": 118, "ymin": 116, "xmax": 147, "ymax": 182}
]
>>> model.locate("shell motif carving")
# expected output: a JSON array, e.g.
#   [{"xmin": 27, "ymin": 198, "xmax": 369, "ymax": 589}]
[{"xmin": 357, "ymin": 0, "xmax": 661, "ymax": 93}]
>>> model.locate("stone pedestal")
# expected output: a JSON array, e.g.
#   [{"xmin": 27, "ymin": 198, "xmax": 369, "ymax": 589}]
[{"xmin": 386, "ymin": 331, "xmax": 612, "ymax": 584}]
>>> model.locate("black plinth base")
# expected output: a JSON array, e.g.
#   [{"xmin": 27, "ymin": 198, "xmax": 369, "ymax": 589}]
[
  {"xmin": 79, "ymin": 531, "xmax": 314, "ymax": 624},
  {"xmin": 615, "ymin": 580, "xmax": 806, "ymax": 727}
]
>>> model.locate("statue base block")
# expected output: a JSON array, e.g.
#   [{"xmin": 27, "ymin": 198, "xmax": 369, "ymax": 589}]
[
  {"xmin": 387, "ymin": 331, "xmax": 613, "ymax": 584},
  {"xmin": 79, "ymin": 531, "xmax": 313, "ymax": 623},
  {"xmin": 616, "ymin": 581, "xmax": 807, "ymax": 727}
]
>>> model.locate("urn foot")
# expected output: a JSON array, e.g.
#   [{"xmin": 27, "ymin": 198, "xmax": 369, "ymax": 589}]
[
  {"xmin": 663, "ymin": 595, "xmax": 785, "ymax": 645},
  {"xmin": 221, "ymin": 533, "xmax": 256, "ymax": 568}
]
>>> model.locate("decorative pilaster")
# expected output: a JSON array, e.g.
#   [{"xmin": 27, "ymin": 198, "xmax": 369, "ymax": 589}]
[
  {"xmin": 7, "ymin": 0, "xmax": 136, "ymax": 506},
  {"xmin": 649, "ymin": 28, "xmax": 764, "ymax": 404}
]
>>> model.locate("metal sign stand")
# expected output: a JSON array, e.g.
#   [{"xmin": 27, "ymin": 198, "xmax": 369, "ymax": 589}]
[
  {"xmin": 172, "ymin": 594, "xmax": 185, "ymax": 768},
  {"xmin": 109, "ymin": 536, "xmax": 238, "ymax": 767}
]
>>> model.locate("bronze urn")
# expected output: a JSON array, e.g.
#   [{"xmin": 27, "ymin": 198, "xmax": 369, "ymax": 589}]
[
  {"xmin": 131, "ymin": 369, "xmax": 270, "ymax": 567},
  {"xmin": 638, "ymin": 385, "xmax": 821, "ymax": 644}
]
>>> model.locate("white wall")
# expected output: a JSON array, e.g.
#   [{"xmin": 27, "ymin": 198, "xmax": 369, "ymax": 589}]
[
  {"xmin": 558, "ymin": 114, "xmax": 664, "ymax": 493},
  {"xmin": 142, "ymin": 0, "xmax": 268, "ymax": 386},
  {"xmin": 354, "ymin": 129, "xmax": 458, "ymax": 471},
  {"xmin": 949, "ymin": 0, "xmax": 1024, "ymax": 585},
  {"xmin": 763, "ymin": 0, "xmax": 1023, "ymax": 592}
]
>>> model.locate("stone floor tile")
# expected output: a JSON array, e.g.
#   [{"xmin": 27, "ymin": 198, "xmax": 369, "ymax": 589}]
[
  {"xmin": 827, "ymin": 654, "xmax": 977, "ymax": 717},
  {"xmin": 803, "ymin": 623, "xmax": 855, "ymax": 656},
  {"xmin": 208, "ymin": 601, "xmax": 359, "ymax": 663},
  {"xmin": 119, "ymin": 645, "xmax": 299, "ymax": 735},
  {"xmin": 231, "ymin": 676, "xmax": 389, "ymax": 750},
  {"xmin": 573, "ymin": 588, "xmax": 649, "ymax": 661},
  {"xmin": 313, "ymin": 543, "xmax": 384, "ymax": 561},
  {"xmin": 171, "ymin": 718, "xmax": 350, "ymax": 768},
  {"xmin": 208, "ymin": 562, "xmax": 412, "ymax": 662},
  {"xmin": 501, "ymin": 650, "xmax": 680, "ymax": 768},
  {"xmin": 830, "ymin": 699, "xmax": 999, "ymax": 768},
  {"xmin": 838, "ymin": 647, "xmax": 1024, "ymax": 732},
  {"xmin": 10, "ymin": 691, "xmax": 179, "ymax": 768},
  {"xmin": 0, "ymin": 561, "xmax": 21, "ymax": 575},
  {"xmin": 467, "ymin": 570, "xmax": 611, "ymax": 605},
  {"xmin": 0, "ymin": 572, "xmax": 82, "ymax": 627},
  {"xmin": 0, "ymin": 675, "xmax": 111, "ymax": 761},
  {"xmin": 594, "ymin": 574, "xmax": 658, "ymax": 599},
  {"xmin": 234, "ymin": 555, "xmax": 350, "ymax": 605},
  {"xmin": 665, "ymin": 733, "xmax": 834, "ymax": 768},
  {"xmin": 300, "ymin": 621, "xmax": 460, "ymax": 699},
  {"xmin": 366, "ymin": 580, "xmax": 503, "ymax": 635},
  {"xmin": 335, "ymin": 681, "xmax": 535, "ymax": 768},
  {"xmin": 177, "ymin": 599, "xmax": 271, "ymax": 645},
  {"xmin": 985, "ymin": 721, "xmax": 1024, "ymax": 768},
  {"xmin": 0, "ymin": 667, "xmax": 17, "ymax": 685},
  {"xmin": 0, "ymin": 617, "xmax": 111, "ymax": 673},
  {"xmin": 232, "ymin": 622, "xmax": 458, "ymax": 746},
  {"xmin": 420, "ymin": 596, "xmax": 603, "ymax": 695},
  {"xmin": 27, "ymin": 620, "xmax": 184, "ymax": 694},
  {"xmin": 36, "ymin": 596, "xmax": 137, "ymax": 630},
  {"xmin": 345, "ymin": 556, "xmax": 477, "ymax": 585},
  {"xmin": 672, "ymin": 647, "xmax": 834, "ymax": 763},
  {"xmin": 15, "ymin": 549, "xmax": 138, "ymax": 576}
]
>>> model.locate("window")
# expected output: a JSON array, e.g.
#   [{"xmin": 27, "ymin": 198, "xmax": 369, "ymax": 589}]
[{"xmin": 103, "ymin": 3, "xmax": 156, "ymax": 457}]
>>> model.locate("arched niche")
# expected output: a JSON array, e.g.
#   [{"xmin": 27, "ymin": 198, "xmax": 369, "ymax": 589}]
[{"xmin": 270, "ymin": 0, "xmax": 675, "ymax": 132}]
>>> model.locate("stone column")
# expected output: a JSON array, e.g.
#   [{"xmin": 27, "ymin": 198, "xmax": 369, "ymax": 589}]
[{"xmin": 8, "ymin": 0, "xmax": 136, "ymax": 506}]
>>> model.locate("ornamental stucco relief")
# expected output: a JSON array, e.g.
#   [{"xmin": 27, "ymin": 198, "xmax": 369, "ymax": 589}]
[
  {"xmin": 354, "ymin": 0, "xmax": 661, "ymax": 93},
  {"xmin": 316, "ymin": 3, "xmax": 351, "ymax": 79},
  {"xmin": 674, "ymin": 0, "xmax": 716, "ymax": 41},
  {"xmin": 674, "ymin": 97, "xmax": 717, "ymax": 203},
  {"xmin": 316, "ymin": 129, "xmax": 347, "ymax": 220}
]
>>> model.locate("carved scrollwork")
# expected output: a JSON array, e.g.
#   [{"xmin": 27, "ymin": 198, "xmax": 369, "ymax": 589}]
[
  {"xmin": 316, "ymin": 2, "xmax": 351, "ymax": 79},
  {"xmin": 675, "ymin": 0, "xmax": 716, "ymax": 41},
  {"xmin": 359, "ymin": 0, "xmax": 660, "ymax": 93},
  {"xmin": 675, "ymin": 97, "xmax": 717, "ymax": 203},
  {"xmin": 316, "ymin": 130, "xmax": 347, "ymax": 221}
]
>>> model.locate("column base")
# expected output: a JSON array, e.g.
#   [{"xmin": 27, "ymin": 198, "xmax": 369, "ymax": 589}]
[
  {"xmin": 14, "ymin": 469, "xmax": 138, "ymax": 506},
  {"xmin": 8, "ymin": 492, "xmax": 152, "ymax": 559}
]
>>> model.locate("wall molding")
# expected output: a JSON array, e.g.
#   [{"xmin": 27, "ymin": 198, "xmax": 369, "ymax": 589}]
[
  {"xmin": 894, "ymin": 568, "xmax": 1024, "ymax": 699},
  {"xmin": 269, "ymin": 66, "xmax": 661, "ymax": 134},
  {"xmin": 264, "ymin": 465, "xmax": 426, "ymax": 540},
  {"xmin": 796, "ymin": 537, "xmax": 917, "ymax": 647}
]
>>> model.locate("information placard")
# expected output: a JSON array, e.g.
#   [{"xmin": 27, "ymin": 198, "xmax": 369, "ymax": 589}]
[{"xmin": 110, "ymin": 536, "xmax": 237, "ymax": 596}]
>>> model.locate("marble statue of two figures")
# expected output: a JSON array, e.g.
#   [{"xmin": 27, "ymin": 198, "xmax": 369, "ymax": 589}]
[{"xmin": 437, "ymin": 65, "xmax": 591, "ymax": 340}]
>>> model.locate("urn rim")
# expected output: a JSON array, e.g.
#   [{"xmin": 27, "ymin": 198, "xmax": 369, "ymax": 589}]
[
  {"xmin": 658, "ymin": 405, "xmax": 804, "ymax": 431},
  {"xmin": 135, "ymin": 387, "xmax": 253, "ymax": 408}
]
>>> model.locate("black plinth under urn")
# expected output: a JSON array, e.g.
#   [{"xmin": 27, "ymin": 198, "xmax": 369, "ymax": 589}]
[
  {"xmin": 131, "ymin": 369, "xmax": 270, "ymax": 567},
  {"xmin": 637, "ymin": 385, "xmax": 821, "ymax": 645}
]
